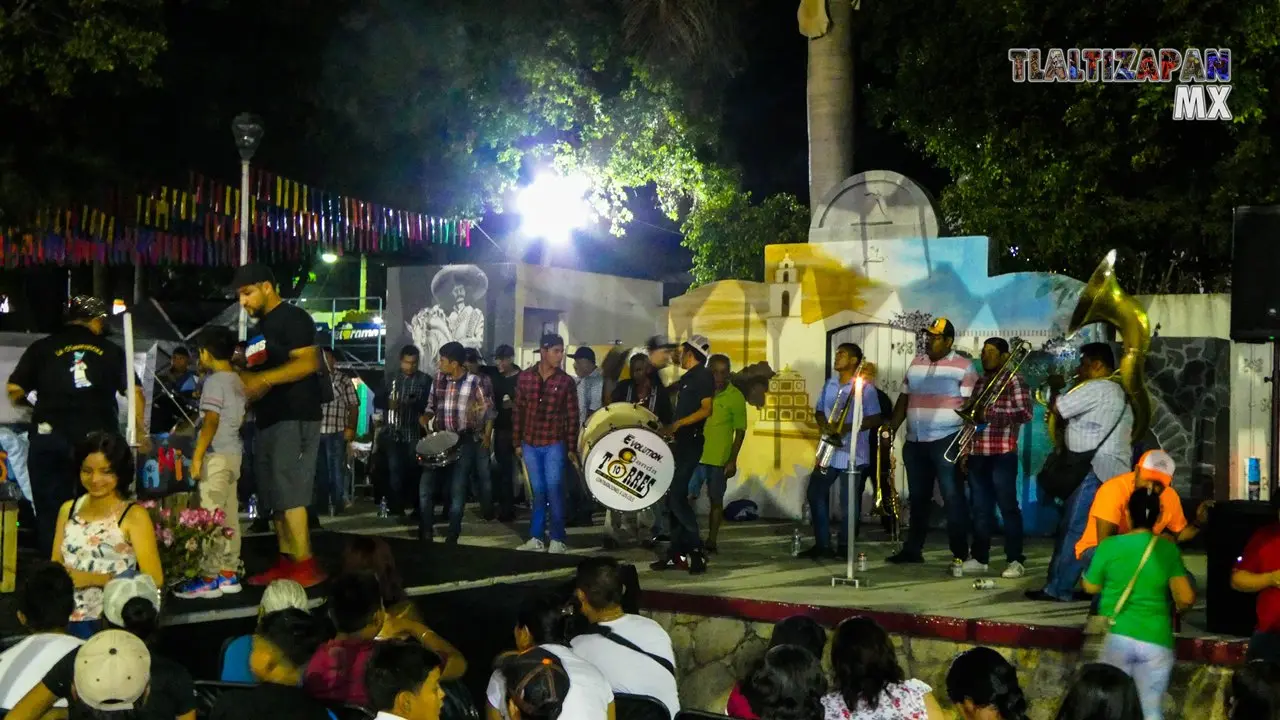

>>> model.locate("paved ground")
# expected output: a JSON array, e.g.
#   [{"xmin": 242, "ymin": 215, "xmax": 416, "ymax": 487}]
[{"xmin": 304, "ymin": 498, "xmax": 1213, "ymax": 636}]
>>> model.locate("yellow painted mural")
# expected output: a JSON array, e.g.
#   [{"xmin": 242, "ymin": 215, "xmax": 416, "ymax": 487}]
[{"xmin": 666, "ymin": 280, "xmax": 770, "ymax": 370}]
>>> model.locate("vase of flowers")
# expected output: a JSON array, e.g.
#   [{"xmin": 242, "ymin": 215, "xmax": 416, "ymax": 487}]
[{"xmin": 142, "ymin": 500, "xmax": 235, "ymax": 588}]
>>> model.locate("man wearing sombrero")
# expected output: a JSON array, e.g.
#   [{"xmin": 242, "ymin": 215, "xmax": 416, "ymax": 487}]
[{"xmin": 406, "ymin": 265, "xmax": 487, "ymax": 373}]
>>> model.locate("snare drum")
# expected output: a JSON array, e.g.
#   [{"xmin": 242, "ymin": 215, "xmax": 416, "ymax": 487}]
[{"xmin": 415, "ymin": 431, "xmax": 461, "ymax": 468}]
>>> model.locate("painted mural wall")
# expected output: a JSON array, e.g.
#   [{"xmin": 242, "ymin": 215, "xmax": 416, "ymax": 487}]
[
  {"xmin": 386, "ymin": 264, "xmax": 517, "ymax": 375},
  {"xmin": 667, "ymin": 236, "xmax": 1235, "ymax": 534}
]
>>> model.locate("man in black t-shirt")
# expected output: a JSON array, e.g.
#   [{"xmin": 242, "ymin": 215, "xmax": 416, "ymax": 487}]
[
  {"xmin": 6, "ymin": 296, "xmax": 147, "ymax": 557},
  {"xmin": 232, "ymin": 264, "xmax": 326, "ymax": 588},
  {"xmin": 652, "ymin": 334, "xmax": 715, "ymax": 575}
]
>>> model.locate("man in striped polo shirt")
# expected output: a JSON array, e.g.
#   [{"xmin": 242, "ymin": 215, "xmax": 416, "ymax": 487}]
[{"xmin": 887, "ymin": 317, "xmax": 979, "ymax": 570}]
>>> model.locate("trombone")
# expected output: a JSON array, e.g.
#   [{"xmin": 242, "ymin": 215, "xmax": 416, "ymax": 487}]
[{"xmin": 943, "ymin": 339, "xmax": 1033, "ymax": 463}]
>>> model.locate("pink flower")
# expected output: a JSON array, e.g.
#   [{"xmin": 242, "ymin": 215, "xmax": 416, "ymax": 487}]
[
  {"xmin": 160, "ymin": 528, "xmax": 174, "ymax": 547},
  {"xmin": 222, "ymin": 527, "xmax": 236, "ymax": 539},
  {"xmin": 212, "ymin": 509, "xmax": 227, "ymax": 525},
  {"xmin": 160, "ymin": 508, "xmax": 171, "ymax": 520},
  {"xmin": 140, "ymin": 500, "xmax": 157, "ymax": 509}
]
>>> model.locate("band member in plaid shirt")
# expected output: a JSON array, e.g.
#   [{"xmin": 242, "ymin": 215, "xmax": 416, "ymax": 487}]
[
  {"xmin": 420, "ymin": 342, "xmax": 494, "ymax": 544},
  {"xmin": 514, "ymin": 334, "xmax": 580, "ymax": 554},
  {"xmin": 376, "ymin": 346, "xmax": 432, "ymax": 519},
  {"xmin": 314, "ymin": 347, "xmax": 359, "ymax": 517},
  {"xmin": 963, "ymin": 337, "xmax": 1033, "ymax": 579}
]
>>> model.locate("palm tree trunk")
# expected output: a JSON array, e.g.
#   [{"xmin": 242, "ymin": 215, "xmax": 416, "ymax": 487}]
[{"xmin": 806, "ymin": 0, "xmax": 854, "ymax": 214}]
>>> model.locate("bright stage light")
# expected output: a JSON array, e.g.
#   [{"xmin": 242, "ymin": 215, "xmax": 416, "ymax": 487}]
[
  {"xmin": 321, "ymin": 252, "xmax": 339, "ymax": 264},
  {"xmin": 517, "ymin": 172, "xmax": 591, "ymax": 245}
]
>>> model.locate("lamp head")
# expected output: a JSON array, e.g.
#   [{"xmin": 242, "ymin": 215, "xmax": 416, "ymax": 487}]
[{"xmin": 231, "ymin": 113, "xmax": 265, "ymax": 161}]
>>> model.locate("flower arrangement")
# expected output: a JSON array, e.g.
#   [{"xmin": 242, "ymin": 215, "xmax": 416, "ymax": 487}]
[{"xmin": 142, "ymin": 501, "xmax": 235, "ymax": 586}]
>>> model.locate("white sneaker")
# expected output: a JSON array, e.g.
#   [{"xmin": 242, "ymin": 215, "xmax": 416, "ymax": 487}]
[
  {"xmin": 517, "ymin": 538, "xmax": 546, "ymax": 552},
  {"xmin": 548, "ymin": 540, "xmax": 569, "ymax": 554},
  {"xmin": 962, "ymin": 559, "xmax": 989, "ymax": 574},
  {"xmin": 1002, "ymin": 561, "xmax": 1026, "ymax": 579}
]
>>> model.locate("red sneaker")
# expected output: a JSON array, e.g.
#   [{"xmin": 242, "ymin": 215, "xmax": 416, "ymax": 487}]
[
  {"xmin": 246, "ymin": 555, "xmax": 294, "ymax": 587},
  {"xmin": 289, "ymin": 557, "xmax": 328, "ymax": 588}
]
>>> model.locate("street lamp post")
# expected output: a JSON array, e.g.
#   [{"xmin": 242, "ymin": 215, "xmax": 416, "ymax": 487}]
[{"xmin": 231, "ymin": 113, "xmax": 265, "ymax": 340}]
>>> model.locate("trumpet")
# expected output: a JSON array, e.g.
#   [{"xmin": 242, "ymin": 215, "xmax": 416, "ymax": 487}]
[
  {"xmin": 815, "ymin": 383, "xmax": 854, "ymax": 471},
  {"xmin": 943, "ymin": 339, "xmax": 1033, "ymax": 463}
]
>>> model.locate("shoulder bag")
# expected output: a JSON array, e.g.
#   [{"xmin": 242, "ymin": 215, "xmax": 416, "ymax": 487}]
[
  {"xmin": 1081, "ymin": 534, "xmax": 1159, "ymax": 658},
  {"xmin": 1037, "ymin": 398, "xmax": 1126, "ymax": 501}
]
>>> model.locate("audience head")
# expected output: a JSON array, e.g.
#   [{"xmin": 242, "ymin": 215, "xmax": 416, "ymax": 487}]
[
  {"xmin": 76, "ymin": 431, "xmax": 135, "ymax": 500},
  {"xmin": 251, "ymin": 609, "xmax": 328, "ymax": 685},
  {"xmin": 72, "ymin": 629, "xmax": 150, "ymax": 718},
  {"xmin": 1134, "ymin": 449, "xmax": 1175, "ymax": 493},
  {"xmin": 946, "ymin": 647, "xmax": 1029, "ymax": 720},
  {"xmin": 500, "ymin": 648, "xmax": 570, "ymax": 720},
  {"xmin": 342, "ymin": 536, "xmax": 408, "ymax": 608},
  {"xmin": 574, "ymin": 557, "xmax": 624, "ymax": 621},
  {"xmin": 196, "ymin": 326, "xmax": 237, "ymax": 369},
  {"xmin": 103, "ymin": 575, "xmax": 162, "ymax": 643},
  {"xmin": 1126, "ymin": 485, "xmax": 1163, "ymax": 531},
  {"xmin": 746, "ymin": 645, "xmax": 826, "ymax": 720},
  {"xmin": 1228, "ymin": 660, "xmax": 1280, "ymax": 720},
  {"xmin": 830, "ymin": 616, "xmax": 904, "ymax": 711},
  {"xmin": 258, "ymin": 579, "xmax": 309, "ymax": 623},
  {"xmin": 1054, "ymin": 663, "xmax": 1143, "ymax": 720},
  {"xmin": 20, "ymin": 563, "xmax": 75, "ymax": 632},
  {"xmin": 769, "ymin": 616, "xmax": 827, "ymax": 658},
  {"xmin": 328, "ymin": 572, "xmax": 386, "ymax": 638},
  {"xmin": 365, "ymin": 639, "xmax": 446, "ymax": 720},
  {"xmin": 515, "ymin": 593, "xmax": 570, "ymax": 651}
]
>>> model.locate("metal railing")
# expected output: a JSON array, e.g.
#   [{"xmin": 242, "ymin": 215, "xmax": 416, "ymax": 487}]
[{"xmin": 288, "ymin": 296, "xmax": 386, "ymax": 367}]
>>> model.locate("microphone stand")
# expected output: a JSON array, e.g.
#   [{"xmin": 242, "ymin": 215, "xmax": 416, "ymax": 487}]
[{"xmin": 833, "ymin": 377, "xmax": 866, "ymax": 589}]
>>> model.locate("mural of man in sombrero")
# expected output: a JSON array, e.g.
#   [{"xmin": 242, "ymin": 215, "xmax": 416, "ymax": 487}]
[{"xmin": 406, "ymin": 264, "xmax": 489, "ymax": 374}]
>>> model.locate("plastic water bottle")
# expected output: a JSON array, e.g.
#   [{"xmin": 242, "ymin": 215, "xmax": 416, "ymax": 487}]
[
  {"xmin": 377, "ymin": 497, "xmax": 390, "ymax": 519},
  {"xmin": 1248, "ymin": 457, "xmax": 1262, "ymax": 501},
  {"xmin": 247, "ymin": 494, "xmax": 258, "ymax": 520},
  {"xmin": 791, "ymin": 527, "xmax": 803, "ymax": 557}
]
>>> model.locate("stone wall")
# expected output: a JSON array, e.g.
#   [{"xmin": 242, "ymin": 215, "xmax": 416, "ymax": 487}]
[
  {"xmin": 1146, "ymin": 337, "xmax": 1231, "ymax": 502},
  {"xmin": 645, "ymin": 610, "xmax": 1234, "ymax": 720}
]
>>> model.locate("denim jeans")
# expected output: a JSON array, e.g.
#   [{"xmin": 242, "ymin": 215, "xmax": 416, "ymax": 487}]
[
  {"xmin": 1099, "ymin": 634, "xmax": 1174, "ymax": 720},
  {"xmin": 1043, "ymin": 471, "xmax": 1103, "ymax": 600},
  {"xmin": 383, "ymin": 436, "xmax": 417, "ymax": 515},
  {"xmin": 807, "ymin": 465, "xmax": 869, "ymax": 549},
  {"xmin": 470, "ymin": 439, "xmax": 494, "ymax": 519},
  {"xmin": 419, "ymin": 437, "xmax": 477, "ymax": 541},
  {"xmin": 313, "ymin": 432, "xmax": 347, "ymax": 510},
  {"xmin": 27, "ymin": 431, "xmax": 77, "ymax": 558},
  {"xmin": 665, "ymin": 434, "xmax": 705, "ymax": 555},
  {"xmin": 524, "ymin": 443, "xmax": 568, "ymax": 542},
  {"xmin": 688, "ymin": 464, "xmax": 727, "ymax": 504},
  {"xmin": 902, "ymin": 435, "xmax": 968, "ymax": 559},
  {"xmin": 967, "ymin": 452, "xmax": 1024, "ymax": 564}
]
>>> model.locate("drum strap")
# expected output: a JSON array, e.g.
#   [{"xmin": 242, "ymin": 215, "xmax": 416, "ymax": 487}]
[{"xmin": 580, "ymin": 625, "xmax": 675, "ymax": 677}]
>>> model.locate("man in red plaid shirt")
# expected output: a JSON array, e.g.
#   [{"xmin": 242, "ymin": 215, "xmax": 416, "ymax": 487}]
[
  {"xmin": 962, "ymin": 337, "xmax": 1033, "ymax": 579},
  {"xmin": 514, "ymin": 333, "xmax": 580, "ymax": 553}
]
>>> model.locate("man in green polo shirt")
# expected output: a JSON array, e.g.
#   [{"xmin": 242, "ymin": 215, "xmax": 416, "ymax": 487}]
[{"xmin": 687, "ymin": 354, "xmax": 747, "ymax": 552}]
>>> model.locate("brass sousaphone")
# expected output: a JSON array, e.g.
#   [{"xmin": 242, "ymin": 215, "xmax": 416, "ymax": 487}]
[{"xmin": 1046, "ymin": 249, "xmax": 1152, "ymax": 446}]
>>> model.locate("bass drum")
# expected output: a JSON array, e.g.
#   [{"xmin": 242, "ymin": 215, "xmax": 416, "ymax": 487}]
[
  {"xmin": 580, "ymin": 402, "xmax": 662, "ymax": 458},
  {"xmin": 583, "ymin": 426, "xmax": 674, "ymax": 512}
]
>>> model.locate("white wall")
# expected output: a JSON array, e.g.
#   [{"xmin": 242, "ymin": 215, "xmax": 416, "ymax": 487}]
[
  {"xmin": 515, "ymin": 265, "xmax": 665, "ymax": 354},
  {"xmin": 1138, "ymin": 293, "xmax": 1272, "ymax": 500}
]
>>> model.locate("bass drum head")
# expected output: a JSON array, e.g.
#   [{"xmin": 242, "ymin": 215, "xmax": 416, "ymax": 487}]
[
  {"xmin": 580, "ymin": 402, "xmax": 661, "ymax": 457},
  {"xmin": 583, "ymin": 427, "xmax": 673, "ymax": 512}
]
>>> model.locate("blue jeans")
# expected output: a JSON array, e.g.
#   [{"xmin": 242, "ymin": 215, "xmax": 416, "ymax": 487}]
[
  {"xmin": 313, "ymin": 432, "xmax": 347, "ymax": 509},
  {"xmin": 1099, "ymin": 634, "xmax": 1174, "ymax": 720},
  {"xmin": 419, "ymin": 437, "xmax": 477, "ymax": 541},
  {"xmin": 524, "ymin": 443, "xmax": 567, "ymax": 542},
  {"xmin": 688, "ymin": 464, "xmax": 727, "ymax": 504},
  {"xmin": 1043, "ymin": 471, "xmax": 1103, "ymax": 600},
  {"xmin": 902, "ymin": 435, "xmax": 968, "ymax": 559},
  {"xmin": 806, "ymin": 465, "xmax": 869, "ymax": 549},
  {"xmin": 968, "ymin": 452, "xmax": 1024, "ymax": 564}
]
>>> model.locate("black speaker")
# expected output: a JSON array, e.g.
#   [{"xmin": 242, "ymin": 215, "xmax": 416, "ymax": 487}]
[
  {"xmin": 1206, "ymin": 500, "xmax": 1276, "ymax": 636},
  {"xmin": 1231, "ymin": 206, "xmax": 1280, "ymax": 343}
]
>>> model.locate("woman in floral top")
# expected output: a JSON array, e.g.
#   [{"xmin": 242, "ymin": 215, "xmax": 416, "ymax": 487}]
[
  {"xmin": 51, "ymin": 431, "xmax": 163, "ymax": 637},
  {"xmin": 822, "ymin": 617, "xmax": 945, "ymax": 720}
]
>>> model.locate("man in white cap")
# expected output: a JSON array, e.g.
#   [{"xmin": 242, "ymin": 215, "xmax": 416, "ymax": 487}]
[
  {"xmin": 72, "ymin": 630, "xmax": 150, "ymax": 715},
  {"xmin": 652, "ymin": 334, "xmax": 714, "ymax": 574}
]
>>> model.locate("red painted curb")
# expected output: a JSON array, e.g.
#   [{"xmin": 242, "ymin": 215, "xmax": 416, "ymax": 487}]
[{"xmin": 640, "ymin": 590, "xmax": 1248, "ymax": 666}]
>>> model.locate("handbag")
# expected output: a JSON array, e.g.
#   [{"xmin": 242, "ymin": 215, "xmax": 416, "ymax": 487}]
[
  {"xmin": 1037, "ymin": 399, "xmax": 1127, "ymax": 501},
  {"xmin": 1081, "ymin": 534, "xmax": 1159, "ymax": 658}
]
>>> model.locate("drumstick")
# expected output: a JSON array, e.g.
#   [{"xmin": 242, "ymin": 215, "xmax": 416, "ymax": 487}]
[{"xmin": 519, "ymin": 457, "xmax": 533, "ymax": 503}]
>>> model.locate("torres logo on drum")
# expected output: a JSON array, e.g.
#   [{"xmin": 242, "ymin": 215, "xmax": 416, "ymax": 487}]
[{"xmin": 583, "ymin": 428, "xmax": 675, "ymax": 512}]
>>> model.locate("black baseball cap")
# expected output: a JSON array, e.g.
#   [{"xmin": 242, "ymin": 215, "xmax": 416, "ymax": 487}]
[
  {"xmin": 925, "ymin": 317, "xmax": 956, "ymax": 339},
  {"xmin": 65, "ymin": 295, "xmax": 109, "ymax": 322},
  {"xmin": 646, "ymin": 334, "xmax": 678, "ymax": 352},
  {"xmin": 569, "ymin": 346, "xmax": 596, "ymax": 363},
  {"xmin": 538, "ymin": 333, "xmax": 565, "ymax": 349},
  {"xmin": 229, "ymin": 263, "xmax": 276, "ymax": 290},
  {"xmin": 494, "ymin": 344, "xmax": 515, "ymax": 359}
]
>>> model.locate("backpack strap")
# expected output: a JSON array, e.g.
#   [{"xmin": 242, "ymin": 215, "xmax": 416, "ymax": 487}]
[{"xmin": 582, "ymin": 625, "xmax": 675, "ymax": 677}]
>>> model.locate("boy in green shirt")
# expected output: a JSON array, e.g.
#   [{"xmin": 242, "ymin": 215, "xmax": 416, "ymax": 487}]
[{"xmin": 687, "ymin": 354, "xmax": 747, "ymax": 551}]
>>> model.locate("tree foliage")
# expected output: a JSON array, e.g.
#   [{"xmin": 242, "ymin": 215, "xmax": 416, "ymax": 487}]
[
  {"xmin": 858, "ymin": 0, "xmax": 1280, "ymax": 292},
  {"xmin": 682, "ymin": 189, "xmax": 809, "ymax": 286}
]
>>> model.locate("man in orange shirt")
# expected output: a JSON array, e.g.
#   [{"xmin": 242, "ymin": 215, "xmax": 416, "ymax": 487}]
[{"xmin": 1075, "ymin": 449, "xmax": 1211, "ymax": 569}]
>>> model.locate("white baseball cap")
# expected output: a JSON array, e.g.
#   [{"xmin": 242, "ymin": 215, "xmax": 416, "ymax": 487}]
[
  {"xmin": 74, "ymin": 630, "xmax": 150, "ymax": 711},
  {"xmin": 103, "ymin": 574, "xmax": 162, "ymax": 628},
  {"xmin": 1137, "ymin": 449, "xmax": 1175, "ymax": 483}
]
